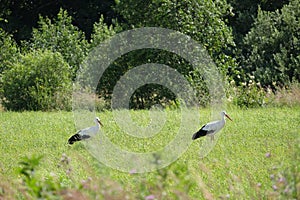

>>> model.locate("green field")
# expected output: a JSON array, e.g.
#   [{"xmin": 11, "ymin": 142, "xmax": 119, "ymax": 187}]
[{"xmin": 1, "ymin": 106, "xmax": 299, "ymax": 199}]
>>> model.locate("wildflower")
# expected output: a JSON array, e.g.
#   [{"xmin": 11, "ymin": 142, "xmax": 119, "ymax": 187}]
[
  {"xmin": 265, "ymin": 152, "xmax": 271, "ymax": 158},
  {"xmin": 66, "ymin": 168, "xmax": 72, "ymax": 176},
  {"xmin": 272, "ymin": 185, "xmax": 278, "ymax": 191},
  {"xmin": 81, "ymin": 179, "xmax": 89, "ymax": 189},
  {"xmin": 267, "ymin": 87, "xmax": 273, "ymax": 94},
  {"xmin": 49, "ymin": 172, "xmax": 57, "ymax": 178},
  {"xmin": 278, "ymin": 176, "xmax": 286, "ymax": 183},
  {"xmin": 145, "ymin": 194, "xmax": 155, "ymax": 200},
  {"xmin": 257, "ymin": 183, "xmax": 262, "ymax": 187},
  {"xmin": 129, "ymin": 169, "xmax": 137, "ymax": 174}
]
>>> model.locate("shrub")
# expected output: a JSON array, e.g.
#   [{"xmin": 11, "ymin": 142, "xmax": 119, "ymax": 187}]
[
  {"xmin": 1, "ymin": 49, "xmax": 72, "ymax": 111},
  {"xmin": 227, "ymin": 77, "xmax": 266, "ymax": 108}
]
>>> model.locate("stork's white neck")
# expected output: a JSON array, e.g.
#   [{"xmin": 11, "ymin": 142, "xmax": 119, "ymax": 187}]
[{"xmin": 221, "ymin": 112, "xmax": 226, "ymax": 122}]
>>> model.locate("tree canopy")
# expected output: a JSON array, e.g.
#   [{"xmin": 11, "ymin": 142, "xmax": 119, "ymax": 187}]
[{"xmin": 0, "ymin": 0, "xmax": 299, "ymax": 110}]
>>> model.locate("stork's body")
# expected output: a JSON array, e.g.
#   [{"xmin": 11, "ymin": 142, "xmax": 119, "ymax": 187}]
[
  {"xmin": 68, "ymin": 117, "xmax": 103, "ymax": 145},
  {"xmin": 192, "ymin": 111, "xmax": 232, "ymax": 140}
]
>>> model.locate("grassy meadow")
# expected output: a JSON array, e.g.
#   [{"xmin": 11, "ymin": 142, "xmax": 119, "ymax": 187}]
[{"xmin": 0, "ymin": 106, "xmax": 299, "ymax": 199}]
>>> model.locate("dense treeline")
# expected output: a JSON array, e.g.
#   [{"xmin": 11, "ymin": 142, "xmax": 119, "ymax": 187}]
[
  {"xmin": 0, "ymin": 0, "xmax": 118, "ymax": 41},
  {"xmin": 0, "ymin": 0, "xmax": 299, "ymax": 111}
]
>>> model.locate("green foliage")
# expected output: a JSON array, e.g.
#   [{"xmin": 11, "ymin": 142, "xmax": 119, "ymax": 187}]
[
  {"xmin": 19, "ymin": 155, "xmax": 43, "ymax": 180},
  {"xmin": 1, "ymin": 1, "xmax": 299, "ymax": 110},
  {"xmin": 115, "ymin": 0, "xmax": 236, "ymax": 73},
  {"xmin": 26, "ymin": 9, "xmax": 89, "ymax": 79},
  {"xmin": 1, "ymin": 49, "xmax": 72, "ymax": 111},
  {"xmin": 242, "ymin": 0, "xmax": 300, "ymax": 86},
  {"xmin": 0, "ymin": 1, "xmax": 117, "ymax": 42},
  {"xmin": 90, "ymin": 15, "xmax": 122, "ymax": 48},
  {"xmin": 227, "ymin": 0, "xmax": 289, "ymax": 39},
  {"xmin": 0, "ymin": 28, "xmax": 19, "ymax": 74},
  {"xmin": 18, "ymin": 155, "xmax": 64, "ymax": 199},
  {"xmin": 103, "ymin": 0, "xmax": 238, "ymax": 108},
  {"xmin": 227, "ymin": 77, "xmax": 266, "ymax": 108}
]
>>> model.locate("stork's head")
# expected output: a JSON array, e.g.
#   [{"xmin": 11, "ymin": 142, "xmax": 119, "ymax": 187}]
[
  {"xmin": 221, "ymin": 111, "xmax": 233, "ymax": 121},
  {"xmin": 95, "ymin": 117, "xmax": 103, "ymax": 126}
]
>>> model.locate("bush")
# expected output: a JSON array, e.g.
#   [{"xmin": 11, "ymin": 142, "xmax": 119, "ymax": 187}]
[
  {"xmin": 1, "ymin": 49, "xmax": 72, "ymax": 111},
  {"xmin": 227, "ymin": 77, "xmax": 266, "ymax": 108}
]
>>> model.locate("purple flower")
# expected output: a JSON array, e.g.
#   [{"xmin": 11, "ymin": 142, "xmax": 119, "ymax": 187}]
[
  {"xmin": 265, "ymin": 152, "xmax": 271, "ymax": 158},
  {"xmin": 272, "ymin": 185, "xmax": 278, "ymax": 191},
  {"xmin": 145, "ymin": 194, "xmax": 155, "ymax": 200},
  {"xmin": 129, "ymin": 169, "xmax": 137, "ymax": 174},
  {"xmin": 257, "ymin": 183, "xmax": 262, "ymax": 187},
  {"xmin": 278, "ymin": 176, "xmax": 286, "ymax": 183}
]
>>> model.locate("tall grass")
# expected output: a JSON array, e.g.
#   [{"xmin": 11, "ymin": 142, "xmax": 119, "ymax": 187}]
[{"xmin": 0, "ymin": 107, "xmax": 299, "ymax": 199}]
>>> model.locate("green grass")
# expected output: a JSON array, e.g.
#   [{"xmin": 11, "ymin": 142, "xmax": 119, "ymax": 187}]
[{"xmin": 0, "ymin": 107, "xmax": 299, "ymax": 199}]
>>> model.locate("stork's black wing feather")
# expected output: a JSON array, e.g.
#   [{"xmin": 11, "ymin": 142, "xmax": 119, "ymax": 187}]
[
  {"xmin": 192, "ymin": 125, "xmax": 208, "ymax": 140},
  {"xmin": 68, "ymin": 131, "xmax": 91, "ymax": 145}
]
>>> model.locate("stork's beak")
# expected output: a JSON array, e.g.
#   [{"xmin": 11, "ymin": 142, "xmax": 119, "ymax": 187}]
[
  {"xmin": 98, "ymin": 119, "xmax": 104, "ymax": 126},
  {"xmin": 225, "ymin": 114, "xmax": 233, "ymax": 121}
]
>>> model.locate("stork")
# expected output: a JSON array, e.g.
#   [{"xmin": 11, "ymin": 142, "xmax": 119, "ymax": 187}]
[
  {"xmin": 68, "ymin": 117, "xmax": 103, "ymax": 145},
  {"xmin": 192, "ymin": 111, "xmax": 232, "ymax": 141}
]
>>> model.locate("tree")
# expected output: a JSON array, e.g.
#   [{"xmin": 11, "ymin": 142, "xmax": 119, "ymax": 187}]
[
  {"xmin": 99, "ymin": 0, "xmax": 238, "ymax": 108},
  {"xmin": 115, "ymin": 0, "xmax": 235, "ymax": 61},
  {"xmin": 227, "ymin": 0, "xmax": 289, "ymax": 38},
  {"xmin": 90, "ymin": 15, "xmax": 122, "ymax": 48},
  {"xmin": 26, "ymin": 9, "xmax": 89, "ymax": 79},
  {"xmin": 0, "ymin": 28, "xmax": 19, "ymax": 75},
  {"xmin": 0, "ymin": 0, "xmax": 118, "ymax": 42},
  {"xmin": 242, "ymin": 0, "xmax": 300, "ymax": 86}
]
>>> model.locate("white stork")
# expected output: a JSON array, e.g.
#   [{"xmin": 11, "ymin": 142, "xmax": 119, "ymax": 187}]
[
  {"xmin": 192, "ymin": 111, "xmax": 232, "ymax": 141},
  {"xmin": 68, "ymin": 117, "xmax": 103, "ymax": 145}
]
